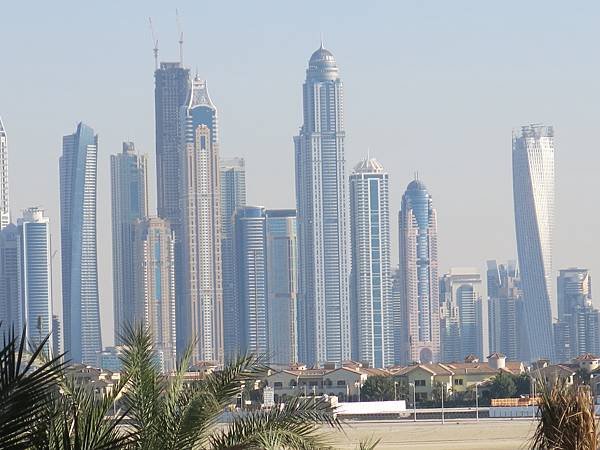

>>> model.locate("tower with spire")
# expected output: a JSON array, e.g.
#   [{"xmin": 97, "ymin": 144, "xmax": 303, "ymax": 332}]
[
  {"xmin": 179, "ymin": 76, "xmax": 224, "ymax": 364},
  {"xmin": 294, "ymin": 44, "xmax": 351, "ymax": 365}
]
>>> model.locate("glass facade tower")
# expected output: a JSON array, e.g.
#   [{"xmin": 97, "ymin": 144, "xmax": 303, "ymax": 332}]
[
  {"xmin": 110, "ymin": 142, "xmax": 148, "ymax": 343},
  {"xmin": 266, "ymin": 209, "xmax": 298, "ymax": 365},
  {"xmin": 398, "ymin": 179, "xmax": 440, "ymax": 364},
  {"xmin": 17, "ymin": 208, "xmax": 53, "ymax": 353},
  {"xmin": 59, "ymin": 122, "xmax": 101, "ymax": 365},
  {"xmin": 220, "ymin": 157, "xmax": 247, "ymax": 360},
  {"xmin": 234, "ymin": 206, "xmax": 268, "ymax": 356},
  {"xmin": 349, "ymin": 157, "xmax": 393, "ymax": 368},
  {"xmin": 512, "ymin": 124, "xmax": 555, "ymax": 361},
  {"xmin": 294, "ymin": 45, "xmax": 350, "ymax": 365}
]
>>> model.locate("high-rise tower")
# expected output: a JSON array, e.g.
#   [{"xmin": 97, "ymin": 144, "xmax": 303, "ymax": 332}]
[
  {"xmin": 220, "ymin": 157, "xmax": 247, "ymax": 359},
  {"xmin": 154, "ymin": 62, "xmax": 190, "ymax": 225},
  {"xmin": 180, "ymin": 77, "xmax": 223, "ymax": 363},
  {"xmin": 513, "ymin": 124, "xmax": 555, "ymax": 361},
  {"xmin": 398, "ymin": 179, "xmax": 440, "ymax": 364},
  {"xmin": 439, "ymin": 268, "xmax": 483, "ymax": 361},
  {"xmin": 59, "ymin": 122, "xmax": 101, "ymax": 364},
  {"xmin": 132, "ymin": 217, "xmax": 177, "ymax": 371},
  {"xmin": 110, "ymin": 142, "xmax": 148, "ymax": 343},
  {"xmin": 265, "ymin": 209, "xmax": 298, "ymax": 365},
  {"xmin": 234, "ymin": 206, "xmax": 268, "ymax": 356},
  {"xmin": 294, "ymin": 45, "xmax": 350, "ymax": 365},
  {"xmin": 17, "ymin": 208, "xmax": 53, "ymax": 353},
  {"xmin": 0, "ymin": 117, "xmax": 9, "ymax": 230},
  {"xmin": 349, "ymin": 157, "xmax": 393, "ymax": 368}
]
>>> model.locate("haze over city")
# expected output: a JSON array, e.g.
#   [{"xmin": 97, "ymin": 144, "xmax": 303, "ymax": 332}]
[{"xmin": 2, "ymin": 0, "xmax": 600, "ymax": 347}]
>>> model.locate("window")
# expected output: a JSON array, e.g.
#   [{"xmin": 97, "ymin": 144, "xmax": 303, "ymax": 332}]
[
  {"xmin": 454, "ymin": 379, "xmax": 464, "ymax": 386},
  {"xmin": 274, "ymin": 382, "xmax": 283, "ymax": 388},
  {"xmin": 337, "ymin": 380, "xmax": 347, "ymax": 386},
  {"xmin": 414, "ymin": 379, "xmax": 426, "ymax": 387}
]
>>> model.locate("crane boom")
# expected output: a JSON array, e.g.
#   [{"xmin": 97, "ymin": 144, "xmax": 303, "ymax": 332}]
[
  {"xmin": 176, "ymin": 9, "xmax": 184, "ymax": 64},
  {"xmin": 149, "ymin": 17, "xmax": 159, "ymax": 70}
]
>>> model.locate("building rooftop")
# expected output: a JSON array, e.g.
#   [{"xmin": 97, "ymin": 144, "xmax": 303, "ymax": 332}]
[
  {"xmin": 353, "ymin": 157, "xmax": 384, "ymax": 174},
  {"xmin": 406, "ymin": 179, "xmax": 427, "ymax": 191}
]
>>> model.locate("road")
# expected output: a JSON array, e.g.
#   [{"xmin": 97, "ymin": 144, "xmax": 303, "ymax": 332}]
[{"xmin": 329, "ymin": 419, "xmax": 535, "ymax": 449}]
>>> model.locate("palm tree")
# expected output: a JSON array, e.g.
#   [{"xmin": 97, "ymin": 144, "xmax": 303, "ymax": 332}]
[
  {"xmin": 531, "ymin": 378, "xmax": 598, "ymax": 449},
  {"xmin": 120, "ymin": 324, "xmax": 343, "ymax": 449}
]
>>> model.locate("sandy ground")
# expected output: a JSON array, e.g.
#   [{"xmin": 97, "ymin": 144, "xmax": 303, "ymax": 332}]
[{"xmin": 329, "ymin": 419, "xmax": 536, "ymax": 449}]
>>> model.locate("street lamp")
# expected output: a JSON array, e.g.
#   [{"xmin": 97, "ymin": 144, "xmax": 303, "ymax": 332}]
[
  {"xmin": 409, "ymin": 382, "xmax": 417, "ymax": 422},
  {"xmin": 354, "ymin": 381, "xmax": 362, "ymax": 402},
  {"xmin": 394, "ymin": 381, "xmax": 398, "ymax": 401},
  {"xmin": 441, "ymin": 383, "xmax": 445, "ymax": 425},
  {"xmin": 475, "ymin": 382, "xmax": 482, "ymax": 422}
]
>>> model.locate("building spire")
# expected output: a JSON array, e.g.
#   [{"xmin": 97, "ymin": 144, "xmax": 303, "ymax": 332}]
[{"xmin": 320, "ymin": 32, "xmax": 324, "ymax": 49}]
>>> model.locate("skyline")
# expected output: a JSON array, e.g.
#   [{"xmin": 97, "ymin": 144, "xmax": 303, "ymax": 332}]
[{"xmin": 3, "ymin": 1, "xmax": 600, "ymax": 346}]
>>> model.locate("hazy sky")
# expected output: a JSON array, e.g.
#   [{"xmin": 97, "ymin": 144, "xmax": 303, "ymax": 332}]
[{"xmin": 2, "ymin": 0, "xmax": 600, "ymax": 347}]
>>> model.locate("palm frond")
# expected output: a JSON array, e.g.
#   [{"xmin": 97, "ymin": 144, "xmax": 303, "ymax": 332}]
[
  {"xmin": 0, "ymin": 324, "xmax": 66, "ymax": 449},
  {"xmin": 357, "ymin": 436, "xmax": 381, "ymax": 450},
  {"xmin": 208, "ymin": 396, "xmax": 341, "ymax": 450}
]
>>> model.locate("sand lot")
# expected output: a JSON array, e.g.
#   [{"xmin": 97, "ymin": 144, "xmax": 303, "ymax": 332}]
[{"xmin": 330, "ymin": 419, "xmax": 535, "ymax": 449}]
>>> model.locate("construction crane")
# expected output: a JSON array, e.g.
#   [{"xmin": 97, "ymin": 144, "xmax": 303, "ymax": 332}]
[
  {"xmin": 176, "ymin": 9, "xmax": 184, "ymax": 65},
  {"xmin": 149, "ymin": 17, "xmax": 159, "ymax": 70}
]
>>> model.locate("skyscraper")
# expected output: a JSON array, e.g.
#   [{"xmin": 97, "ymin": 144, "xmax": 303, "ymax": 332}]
[
  {"xmin": 132, "ymin": 217, "xmax": 177, "ymax": 371},
  {"xmin": 180, "ymin": 77, "xmax": 223, "ymax": 363},
  {"xmin": 0, "ymin": 224, "xmax": 19, "ymax": 330},
  {"xmin": 17, "ymin": 208, "xmax": 53, "ymax": 352},
  {"xmin": 234, "ymin": 206, "xmax": 268, "ymax": 356},
  {"xmin": 349, "ymin": 157, "xmax": 393, "ymax": 368},
  {"xmin": 265, "ymin": 209, "xmax": 298, "ymax": 366},
  {"xmin": 0, "ymin": 117, "xmax": 9, "ymax": 230},
  {"xmin": 110, "ymin": 142, "xmax": 148, "ymax": 343},
  {"xmin": 398, "ymin": 179, "xmax": 439, "ymax": 364},
  {"xmin": 487, "ymin": 260, "xmax": 524, "ymax": 361},
  {"xmin": 220, "ymin": 157, "xmax": 247, "ymax": 359},
  {"xmin": 513, "ymin": 124, "xmax": 555, "ymax": 361},
  {"xmin": 59, "ymin": 122, "xmax": 101, "ymax": 364},
  {"xmin": 155, "ymin": 62, "xmax": 190, "ymax": 225},
  {"xmin": 554, "ymin": 268, "xmax": 600, "ymax": 362},
  {"xmin": 294, "ymin": 44, "xmax": 350, "ymax": 365},
  {"xmin": 439, "ymin": 269, "xmax": 483, "ymax": 362},
  {"xmin": 52, "ymin": 315, "xmax": 61, "ymax": 355}
]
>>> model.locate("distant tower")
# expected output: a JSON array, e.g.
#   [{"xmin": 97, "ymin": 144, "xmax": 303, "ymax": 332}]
[
  {"xmin": 180, "ymin": 77, "xmax": 223, "ymax": 363},
  {"xmin": 294, "ymin": 44, "xmax": 351, "ymax": 365},
  {"xmin": 133, "ymin": 217, "xmax": 177, "ymax": 371},
  {"xmin": 59, "ymin": 123, "xmax": 101, "ymax": 364},
  {"xmin": 110, "ymin": 142, "xmax": 148, "ymax": 343},
  {"xmin": 17, "ymin": 208, "xmax": 53, "ymax": 353},
  {"xmin": 266, "ymin": 209, "xmax": 298, "ymax": 365},
  {"xmin": 220, "ymin": 157, "xmax": 247, "ymax": 360},
  {"xmin": 0, "ymin": 225, "xmax": 19, "ymax": 330},
  {"xmin": 349, "ymin": 157, "xmax": 393, "ymax": 368},
  {"xmin": 487, "ymin": 260, "xmax": 525, "ymax": 361},
  {"xmin": 513, "ymin": 124, "xmax": 555, "ymax": 361},
  {"xmin": 398, "ymin": 178, "xmax": 440, "ymax": 364},
  {"xmin": 554, "ymin": 268, "xmax": 600, "ymax": 361},
  {"xmin": 52, "ymin": 315, "xmax": 61, "ymax": 355},
  {"xmin": 234, "ymin": 206, "xmax": 268, "ymax": 356},
  {"xmin": 0, "ymin": 117, "xmax": 10, "ymax": 229},
  {"xmin": 154, "ymin": 62, "xmax": 190, "ymax": 226},
  {"xmin": 439, "ymin": 268, "xmax": 483, "ymax": 361}
]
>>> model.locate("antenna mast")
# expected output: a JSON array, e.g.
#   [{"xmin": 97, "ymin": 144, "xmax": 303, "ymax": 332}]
[
  {"xmin": 149, "ymin": 17, "xmax": 159, "ymax": 70},
  {"xmin": 176, "ymin": 9, "xmax": 184, "ymax": 65}
]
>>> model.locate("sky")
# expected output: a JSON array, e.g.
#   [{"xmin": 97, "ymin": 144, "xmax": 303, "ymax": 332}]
[{"xmin": 2, "ymin": 0, "xmax": 600, "ymax": 347}]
